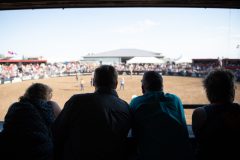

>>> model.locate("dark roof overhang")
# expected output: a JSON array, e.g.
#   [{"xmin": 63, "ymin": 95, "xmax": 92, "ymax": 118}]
[{"xmin": 1, "ymin": 0, "xmax": 240, "ymax": 10}]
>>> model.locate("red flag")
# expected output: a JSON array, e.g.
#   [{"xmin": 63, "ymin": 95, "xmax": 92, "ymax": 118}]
[
  {"xmin": 7, "ymin": 51, "xmax": 17, "ymax": 55},
  {"xmin": 8, "ymin": 51, "xmax": 13, "ymax": 55}
]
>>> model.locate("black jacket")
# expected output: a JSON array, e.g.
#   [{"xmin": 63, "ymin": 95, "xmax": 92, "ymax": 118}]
[
  {"xmin": 195, "ymin": 103, "xmax": 240, "ymax": 160},
  {"xmin": 0, "ymin": 100, "xmax": 54, "ymax": 160},
  {"xmin": 53, "ymin": 87, "xmax": 131, "ymax": 160}
]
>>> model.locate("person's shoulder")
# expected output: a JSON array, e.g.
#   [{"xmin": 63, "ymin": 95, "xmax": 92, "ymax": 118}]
[
  {"xmin": 192, "ymin": 106, "xmax": 207, "ymax": 135},
  {"xmin": 193, "ymin": 106, "xmax": 206, "ymax": 117},
  {"xmin": 129, "ymin": 95, "xmax": 144, "ymax": 107},
  {"xmin": 4, "ymin": 101, "xmax": 39, "ymax": 125},
  {"xmin": 130, "ymin": 95, "xmax": 144, "ymax": 103},
  {"xmin": 64, "ymin": 93, "xmax": 94, "ymax": 107},
  {"xmin": 7, "ymin": 101, "xmax": 34, "ymax": 113},
  {"xmin": 70, "ymin": 93, "xmax": 94, "ymax": 101},
  {"xmin": 61, "ymin": 93, "xmax": 94, "ymax": 112},
  {"xmin": 47, "ymin": 100, "xmax": 58, "ymax": 106},
  {"xmin": 165, "ymin": 93, "xmax": 181, "ymax": 101},
  {"xmin": 118, "ymin": 97, "xmax": 129, "ymax": 106},
  {"xmin": 47, "ymin": 101, "xmax": 61, "ymax": 118},
  {"xmin": 100, "ymin": 92, "xmax": 129, "ymax": 107}
]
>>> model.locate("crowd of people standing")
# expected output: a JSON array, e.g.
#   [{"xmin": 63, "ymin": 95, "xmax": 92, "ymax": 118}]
[{"xmin": 1, "ymin": 61, "xmax": 240, "ymax": 84}]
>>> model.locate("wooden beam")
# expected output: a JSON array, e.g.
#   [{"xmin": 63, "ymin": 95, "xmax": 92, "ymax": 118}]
[{"xmin": 1, "ymin": 0, "xmax": 240, "ymax": 10}]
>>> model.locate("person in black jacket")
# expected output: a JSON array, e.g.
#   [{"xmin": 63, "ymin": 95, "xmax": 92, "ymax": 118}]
[
  {"xmin": 0, "ymin": 83, "xmax": 61, "ymax": 160},
  {"xmin": 192, "ymin": 69, "xmax": 240, "ymax": 160},
  {"xmin": 53, "ymin": 65, "xmax": 131, "ymax": 160}
]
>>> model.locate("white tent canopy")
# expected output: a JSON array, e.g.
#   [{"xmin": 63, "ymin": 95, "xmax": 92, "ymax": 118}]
[{"xmin": 126, "ymin": 57, "xmax": 164, "ymax": 64}]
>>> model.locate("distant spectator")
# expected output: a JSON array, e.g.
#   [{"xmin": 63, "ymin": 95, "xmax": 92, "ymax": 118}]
[
  {"xmin": 91, "ymin": 71, "xmax": 95, "ymax": 86},
  {"xmin": 129, "ymin": 64, "xmax": 134, "ymax": 76},
  {"xmin": 192, "ymin": 69, "xmax": 240, "ymax": 160},
  {"xmin": 120, "ymin": 77, "xmax": 125, "ymax": 90},
  {"xmin": 129, "ymin": 71, "xmax": 193, "ymax": 160},
  {"xmin": 80, "ymin": 78, "xmax": 85, "ymax": 91},
  {"xmin": 0, "ymin": 83, "xmax": 61, "ymax": 160},
  {"xmin": 90, "ymin": 77, "xmax": 93, "ymax": 86},
  {"xmin": 75, "ymin": 71, "xmax": 79, "ymax": 81}
]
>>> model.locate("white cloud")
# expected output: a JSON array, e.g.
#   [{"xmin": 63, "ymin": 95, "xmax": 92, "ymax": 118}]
[{"xmin": 113, "ymin": 19, "xmax": 159, "ymax": 34}]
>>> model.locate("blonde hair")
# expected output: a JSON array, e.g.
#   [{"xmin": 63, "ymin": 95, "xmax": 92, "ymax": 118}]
[{"xmin": 19, "ymin": 83, "xmax": 53, "ymax": 101}]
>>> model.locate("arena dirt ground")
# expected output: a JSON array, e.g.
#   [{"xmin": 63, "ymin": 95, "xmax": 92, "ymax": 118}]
[{"xmin": 1, "ymin": 75, "xmax": 240, "ymax": 124}]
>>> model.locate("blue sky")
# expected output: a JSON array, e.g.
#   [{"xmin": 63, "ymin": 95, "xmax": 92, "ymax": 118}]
[{"xmin": 0, "ymin": 8, "xmax": 240, "ymax": 62}]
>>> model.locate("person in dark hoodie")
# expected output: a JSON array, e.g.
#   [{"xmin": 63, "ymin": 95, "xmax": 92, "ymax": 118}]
[
  {"xmin": 0, "ymin": 83, "xmax": 61, "ymax": 160},
  {"xmin": 52, "ymin": 65, "xmax": 131, "ymax": 160}
]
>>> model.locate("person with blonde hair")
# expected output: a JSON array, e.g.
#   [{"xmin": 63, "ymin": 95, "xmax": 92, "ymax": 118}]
[{"xmin": 0, "ymin": 83, "xmax": 61, "ymax": 160}]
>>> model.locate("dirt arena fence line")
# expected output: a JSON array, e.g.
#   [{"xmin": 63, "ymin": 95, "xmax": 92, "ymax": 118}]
[
  {"xmin": 0, "ymin": 69, "xmax": 208, "ymax": 85},
  {"xmin": 2, "ymin": 70, "xmax": 239, "ymax": 86}
]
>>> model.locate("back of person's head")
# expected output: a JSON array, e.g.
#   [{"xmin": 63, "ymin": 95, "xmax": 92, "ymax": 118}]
[
  {"xmin": 142, "ymin": 71, "xmax": 163, "ymax": 93},
  {"xmin": 93, "ymin": 65, "xmax": 118, "ymax": 89},
  {"xmin": 19, "ymin": 83, "xmax": 53, "ymax": 101},
  {"xmin": 203, "ymin": 69, "xmax": 235, "ymax": 104}
]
